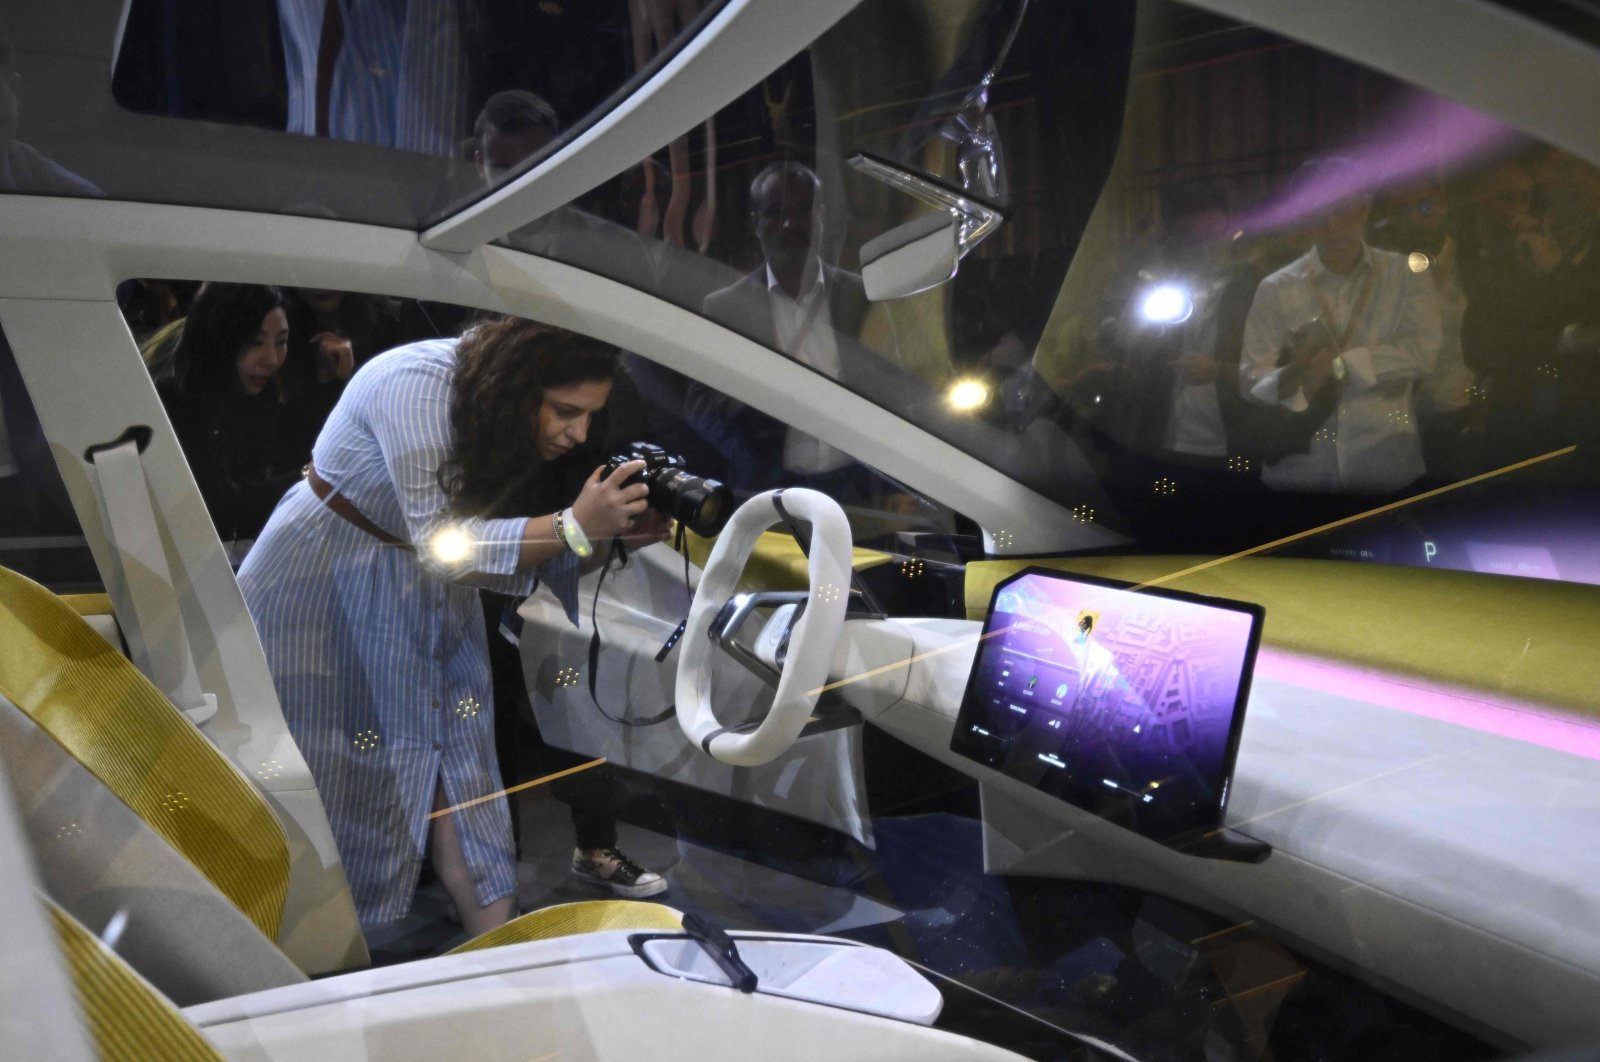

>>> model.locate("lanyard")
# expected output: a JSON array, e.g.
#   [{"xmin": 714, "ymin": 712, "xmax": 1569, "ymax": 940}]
[
  {"xmin": 1313, "ymin": 266, "xmax": 1378, "ymax": 351},
  {"xmin": 776, "ymin": 284, "xmax": 828, "ymax": 356}
]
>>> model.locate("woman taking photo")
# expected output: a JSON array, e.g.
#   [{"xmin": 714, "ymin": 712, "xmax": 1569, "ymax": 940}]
[{"xmin": 238, "ymin": 317, "xmax": 664, "ymax": 935}]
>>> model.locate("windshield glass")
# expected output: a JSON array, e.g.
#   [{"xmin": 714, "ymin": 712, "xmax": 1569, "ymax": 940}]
[{"xmin": 521, "ymin": 0, "xmax": 1598, "ymax": 585}]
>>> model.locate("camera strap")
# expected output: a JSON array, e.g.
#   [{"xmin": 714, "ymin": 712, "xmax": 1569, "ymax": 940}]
[
  {"xmin": 655, "ymin": 520, "xmax": 692, "ymax": 661},
  {"xmin": 1313, "ymin": 267, "xmax": 1378, "ymax": 352},
  {"xmin": 584, "ymin": 533, "xmax": 681, "ymax": 728}
]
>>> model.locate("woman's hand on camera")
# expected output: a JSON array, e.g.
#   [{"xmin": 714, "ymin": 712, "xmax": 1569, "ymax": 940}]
[
  {"xmin": 618, "ymin": 508, "xmax": 674, "ymax": 549},
  {"xmin": 571, "ymin": 461, "xmax": 650, "ymax": 538}
]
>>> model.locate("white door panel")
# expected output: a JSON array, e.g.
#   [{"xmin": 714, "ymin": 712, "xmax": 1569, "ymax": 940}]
[{"xmin": 519, "ymin": 543, "xmax": 872, "ymax": 844}]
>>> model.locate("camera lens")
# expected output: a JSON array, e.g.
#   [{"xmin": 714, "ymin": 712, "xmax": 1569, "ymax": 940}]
[{"xmin": 651, "ymin": 468, "xmax": 733, "ymax": 537}]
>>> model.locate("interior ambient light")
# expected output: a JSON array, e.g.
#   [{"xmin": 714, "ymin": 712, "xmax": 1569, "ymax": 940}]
[
  {"xmin": 1408, "ymin": 251, "xmax": 1432, "ymax": 273},
  {"xmin": 1138, "ymin": 283, "xmax": 1194, "ymax": 325},
  {"xmin": 947, "ymin": 377, "xmax": 991, "ymax": 412},
  {"xmin": 429, "ymin": 526, "xmax": 473, "ymax": 565}
]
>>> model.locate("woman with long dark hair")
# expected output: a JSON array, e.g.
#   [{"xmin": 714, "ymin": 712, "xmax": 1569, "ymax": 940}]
[
  {"xmin": 152, "ymin": 282, "xmax": 314, "ymax": 541},
  {"xmin": 238, "ymin": 317, "xmax": 665, "ymax": 935}
]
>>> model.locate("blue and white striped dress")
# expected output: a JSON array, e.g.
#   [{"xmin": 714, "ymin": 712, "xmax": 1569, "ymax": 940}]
[
  {"xmin": 277, "ymin": 0, "xmax": 471, "ymax": 157},
  {"xmin": 239, "ymin": 338, "xmax": 577, "ymax": 924}
]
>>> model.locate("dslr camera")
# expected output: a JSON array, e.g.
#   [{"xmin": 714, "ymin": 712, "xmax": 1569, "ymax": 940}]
[{"xmin": 602, "ymin": 442, "xmax": 733, "ymax": 537}]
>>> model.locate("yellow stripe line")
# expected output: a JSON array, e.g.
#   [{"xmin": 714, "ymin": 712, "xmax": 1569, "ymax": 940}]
[
  {"xmin": 1130, "ymin": 445, "xmax": 1576, "ymax": 590},
  {"xmin": 807, "ymin": 445, "xmax": 1576, "ymax": 698},
  {"xmin": 427, "ymin": 758, "xmax": 607, "ymax": 820},
  {"xmin": 1190, "ymin": 920, "xmax": 1258, "ymax": 946}
]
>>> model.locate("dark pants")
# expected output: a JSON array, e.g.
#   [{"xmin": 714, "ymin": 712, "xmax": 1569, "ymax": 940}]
[{"xmin": 483, "ymin": 591, "xmax": 618, "ymax": 854}]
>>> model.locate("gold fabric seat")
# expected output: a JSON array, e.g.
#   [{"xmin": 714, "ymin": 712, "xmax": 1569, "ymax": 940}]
[
  {"xmin": 50, "ymin": 900, "xmax": 226, "ymax": 1062},
  {"xmin": 1, "ymin": 565, "xmax": 681, "ymax": 984}
]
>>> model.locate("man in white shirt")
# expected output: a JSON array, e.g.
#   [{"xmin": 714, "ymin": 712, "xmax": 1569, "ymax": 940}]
[{"xmin": 1240, "ymin": 159, "xmax": 1442, "ymax": 494}]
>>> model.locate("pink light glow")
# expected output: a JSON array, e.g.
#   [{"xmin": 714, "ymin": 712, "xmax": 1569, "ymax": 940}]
[
  {"xmin": 1240, "ymin": 93, "xmax": 1523, "ymax": 233},
  {"xmin": 1254, "ymin": 648, "xmax": 1600, "ymax": 763}
]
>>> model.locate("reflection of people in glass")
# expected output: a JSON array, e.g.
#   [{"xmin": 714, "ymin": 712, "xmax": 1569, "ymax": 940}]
[
  {"xmin": 1462, "ymin": 150, "xmax": 1600, "ymax": 468},
  {"xmin": 0, "ymin": 24, "xmax": 100, "ymax": 195},
  {"xmin": 151, "ymin": 283, "xmax": 313, "ymax": 543},
  {"xmin": 238, "ymin": 320, "xmax": 667, "ymax": 934},
  {"xmin": 473, "ymin": 89, "xmax": 557, "ymax": 182},
  {"xmin": 690, "ymin": 161, "xmax": 875, "ymax": 498},
  {"xmin": 1369, "ymin": 176, "xmax": 1478, "ymax": 481},
  {"xmin": 1240, "ymin": 158, "xmax": 1442, "ymax": 494},
  {"xmin": 276, "ymin": 0, "xmax": 470, "ymax": 156},
  {"xmin": 1103, "ymin": 182, "xmax": 1258, "ymax": 464}
]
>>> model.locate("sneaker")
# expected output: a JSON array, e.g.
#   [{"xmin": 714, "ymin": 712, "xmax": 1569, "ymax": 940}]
[{"xmin": 570, "ymin": 846, "xmax": 668, "ymax": 899}]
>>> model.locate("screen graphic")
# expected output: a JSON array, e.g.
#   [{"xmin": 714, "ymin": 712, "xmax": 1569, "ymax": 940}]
[{"xmin": 951, "ymin": 570, "xmax": 1262, "ymax": 843}]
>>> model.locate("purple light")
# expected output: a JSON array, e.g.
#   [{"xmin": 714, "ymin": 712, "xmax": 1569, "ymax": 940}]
[
  {"xmin": 1255, "ymin": 648, "xmax": 1600, "ymax": 762},
  {"xmin": 1241, "ymin": 93, "xmax": 1522, "ymax": 233}
]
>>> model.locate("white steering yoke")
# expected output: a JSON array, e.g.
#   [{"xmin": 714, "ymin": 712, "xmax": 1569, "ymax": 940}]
[{"xmin": 675, "ymin": 488, "xmax": 853, "ymax": 766}]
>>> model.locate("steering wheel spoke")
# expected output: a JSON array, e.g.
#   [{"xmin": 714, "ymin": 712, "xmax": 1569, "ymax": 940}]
[{"xmin": 709, "ymin": 590, "xmax": 810, "ymax": 688}]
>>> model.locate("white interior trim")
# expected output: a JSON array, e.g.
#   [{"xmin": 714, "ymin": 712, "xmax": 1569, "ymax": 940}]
[
  {"xmin": 0, "ymin": 760, "xmax": 97, "ymax": 1062},
  {"xmin": 0, "ymin": 293, "xmax": 369, "ymax": 976},
  {"xmin": 419, "ymin": 0, "xmax": 865, "ymax": 252},
  {"xmin": 0, "ymin": 195, "xmax": 1094, "ymax": 551},
  {"xmin": 188, "ymin": 931, "xmax": 1028, "ymax": 1062}
]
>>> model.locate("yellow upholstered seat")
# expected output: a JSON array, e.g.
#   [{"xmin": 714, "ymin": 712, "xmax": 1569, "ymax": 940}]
[
  {"xmin": 0, "ymin": 566, "xmax": 290, "ymax": 939},
  {"xmin": 446, "ymin": 899, "xmax": 684, "ymax": 955},
  {"xmin": 3, "ymin": 565, "xmax": 682, "ymax": 970},
  {"xmin": 49, "ymin": 900, "xmax": 226, "ymax": 1062}
]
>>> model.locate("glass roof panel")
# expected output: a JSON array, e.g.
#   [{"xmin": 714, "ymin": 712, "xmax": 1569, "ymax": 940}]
[{"xmin": 0, "ymin": 0, "xmax": 723, "ymax": 227}]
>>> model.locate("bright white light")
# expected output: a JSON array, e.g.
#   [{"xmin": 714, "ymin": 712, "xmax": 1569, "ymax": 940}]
[
  {"xmin": 946, "ymin": 377, "xmax": 991, "ymax": 412},
  {"xmin": 1408, "ymin": 252, "xmax": 1432, "ymax": 273},
  {"xmin": 1139, "ymin": 283, "xmax": 1194, "ymax": 325},
  {"xmin": 429, "ymin": 527, "xmax": 473, "ymax": 565}
]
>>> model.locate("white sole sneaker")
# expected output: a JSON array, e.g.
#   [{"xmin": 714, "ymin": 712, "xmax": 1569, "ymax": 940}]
[{"xmin": 570, "ymin": 865, "xmax": 669, "ymax": 898}]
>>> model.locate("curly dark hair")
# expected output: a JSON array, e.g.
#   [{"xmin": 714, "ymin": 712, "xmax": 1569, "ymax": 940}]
[
  {"xmin": 163, "ymin": 282, "xmax": 287, "ymax": 399},
  {"xmin": 440, "ymin": 317, "xmax": 621, "ymax": 518}
]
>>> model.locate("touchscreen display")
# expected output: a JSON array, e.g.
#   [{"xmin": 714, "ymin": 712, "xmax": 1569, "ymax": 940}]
[{"xmin": 950, "ymin": 569, "xmax": 1263, "ymax": 843}]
